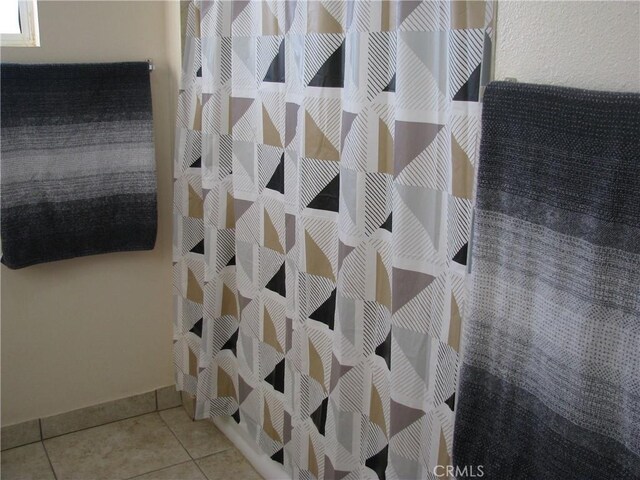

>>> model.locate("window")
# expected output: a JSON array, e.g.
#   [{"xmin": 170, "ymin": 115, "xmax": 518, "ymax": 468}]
[{"xmin": 0, "ymin": 0, "xmax": 39, "ymax": 47}]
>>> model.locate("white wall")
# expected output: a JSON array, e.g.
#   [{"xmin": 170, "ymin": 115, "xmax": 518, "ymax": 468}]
[
  {"xmin": 1, "ymin": 1, "xmax": 181, "ymax": 426},
  {"xmin": 495, "ymin": 1, "xmax": 640, "ymax": 92}
]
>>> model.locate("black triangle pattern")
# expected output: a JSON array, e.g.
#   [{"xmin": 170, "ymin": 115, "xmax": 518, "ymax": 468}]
[
  {"xmin": 221, "ymin": 328, "xmax": 238, "ymax": 356},
  {"xmin": 380, "ymin": 212, "xmax": 392, "ymax": 232},
  {"xmin": 264, "ymin": 40, "xmax": 285, "ymax": 83},
  {"xmin": 271, "ymin": 448, "xmax": 284, "ymax": 464},
  {"xmin": 232, "ymin": 409, "xmax": 241, "ymax": 424},
  {"xmin": 307, "ymin": 174, "xmax": 339, "ymax": 212},
  {"xmin": 266, "ymin": 262, "xmax": 286, "ymax": 297},
  {"xmin": 196, "ymin": 66, "xmax": 202, "ymax": 78},
  {"xmin": 445, "ymin": 392, "xmax": 455, "ymax": 411},
  {"xmin": 190, "ymin": 239, "xmax": 205, "ymax": 254},
  {"xmin": 383, "ymin": 73, "xmax": 396, "ymax": 92},
  {"xmin": 310, "ymin": 396, "xmax": 328, "ymax": 436},
  {"xmin": 265, "ymin": 153, "xmax": 284, "ymax": 194},
  {"xmin": 452, "ymin": 243, "xmax": 468, "ymax": 265},
  {"xmin": 375, "ymin": 330, "xmax": 391, "ymax": 370},
  {"xmin": 309, "ymin": 289, "xmax": 336, "ymax": 330},
  {"xmin": 189, "ymin": 318, "xmax": 203, "ymax": 338},
  {"xmin": 365, "ymin": 445, "xmax": 388, "ymax": 480},
  {"xmin": 453, "ymin": 63, "xmax": 481, "ymax": 102},
  {"xmin": 308, "ymin": 41, "xmax": 345, "ymax": 88},
  {"xmin": 190, "ymin": 156, "xmax": 202, "ymax": 168},
  {"xmin": 265, "ymin": 358, "xmax": 285, "ymax": 393},
  {"xmin": 226, "ymin": 255, "xmax": 236, "ymax": 266}
]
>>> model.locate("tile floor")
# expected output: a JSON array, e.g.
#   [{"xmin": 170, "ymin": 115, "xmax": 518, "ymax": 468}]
[{"xmin": 1, "ymin": 407, "xmax": 263, "ymax": 480}]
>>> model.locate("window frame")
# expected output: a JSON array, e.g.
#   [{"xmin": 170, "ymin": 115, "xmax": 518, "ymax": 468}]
[{"xmin": 0, "ymin": 0, "xmax": 40, "ymax": 48}]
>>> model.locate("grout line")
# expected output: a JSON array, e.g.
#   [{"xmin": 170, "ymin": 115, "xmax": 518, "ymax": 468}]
[
  {"xmin": 41, "ymin": 441, "xmax": 59, "ymax": 480},
  {"xmin": 43, "ymin": 411, "xmax": 198, "ymax": 480},
  {"xmin": 124, "ymin": 459, "xmax": 195, "ymax": 480},
  {"xmin": 194, "ymin": 458, "xmax": 211, "ymax": 480},
  {"xmin": 156, "ymin": 407, "xmax": 233, "ymax": 462},
  {"xmin": 155, "ymin": 389, "xmax": 159, "ymax": 412},
  {"xmin": 157, "ymin": 408, "xmax": 195, "ymax": 461},
  {"xmin": 1, "ymin": 440, "xmax": 42, "ymax": 453},
  {"xmin": 193, "ymin": 451, "xmax": 241, "ymax": 480},
  {"xmin": 38, "ymin": 418, "xmax": 44, "ymax": 441},
  {"xmin": 41, "ymin": 409, "xmax": 158, "ymax": 442}
]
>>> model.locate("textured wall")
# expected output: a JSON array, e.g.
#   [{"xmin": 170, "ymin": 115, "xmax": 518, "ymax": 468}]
[
  {"xmin": 1, "ymin": 1, "xmax": 181, "ymax": 425},
  {"xmin": 495, "ymin": 1, "xmax": 640, "ymax": 92}
]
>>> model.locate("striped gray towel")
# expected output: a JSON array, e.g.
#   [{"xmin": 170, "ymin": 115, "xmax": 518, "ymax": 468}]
[
  {"xmin": 453, "ymin": 82, "xmax": 640, "ymax": 479},
  {"xmin": 1, "ymin": 62, "xmax": 157, "ymax": 269}
]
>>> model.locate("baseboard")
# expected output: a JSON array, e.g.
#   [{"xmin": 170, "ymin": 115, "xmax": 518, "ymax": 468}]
[
  {"xmin": 179, "ymin": 393, "xmax": 289, "ymax": 479},
  {"xmin": 1, "ymin": 385, "xmax": 182, "ymax": 451},
  {"xmin": 212, "ymin": 416, "xmax": 289, "ymax": 480}
]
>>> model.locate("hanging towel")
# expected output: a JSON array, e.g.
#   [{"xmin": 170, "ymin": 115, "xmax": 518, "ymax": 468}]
[
  {"xmin": 1, "ymin": 62, "xmax": 157, "ymax": 269},
  {"xmin": 453, "ymin": 82, "xmax": 640, "ymax": 479}
]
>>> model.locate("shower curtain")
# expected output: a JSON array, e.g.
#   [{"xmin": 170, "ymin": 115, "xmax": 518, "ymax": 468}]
[{"xmin": 173, "ymin": 2, "xmax": 493, "ymax": 478}]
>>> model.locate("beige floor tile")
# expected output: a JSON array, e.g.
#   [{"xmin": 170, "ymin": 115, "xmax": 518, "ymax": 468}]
[
  {"xmin": 159, "ymin": 407, "xmax": 232, "ymax": 459},
  {"xmin": 196, "ymin": 449, "xmax": 262, "ymax": 480},
  {"xmin": 1, "ymin": 442, "xmax": 56, "ymax": 480},
  {"xmin": 44, "ymin": 413, "xmax": 189, "ymax": 480},
  {"xmin": 129, "ymin": 460, "xmax": 206, "ymax": 480}
]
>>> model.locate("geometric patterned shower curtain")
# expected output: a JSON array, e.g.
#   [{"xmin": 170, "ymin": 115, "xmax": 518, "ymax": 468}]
[{"xmin": 173, "ymin": 2, "xmax": 493, "ymax": 479}]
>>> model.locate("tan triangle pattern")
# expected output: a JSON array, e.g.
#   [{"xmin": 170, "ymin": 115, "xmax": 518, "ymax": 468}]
[
  {"xmin": 305, "ymin": 230, "xmax": 335, "ymax": 281},
  {"xmin": 264, "ymin": 209, "xmax": 284, "ymax": 254},
  {"xmin": 187, "ymin": 269, "xmax": 203, "ymax": 304},
  {"xmin": 309, "ymin": 338, "xmax": 325, "ymax": 391},
  {"xmin": 448, "ymin": 294, "xmax": 462, "ymax": 352},
  {"xmin": 263, "ymin": 400, "xmax": 283, "ymax": 443},
  {"xmin": 378, "ymin": 118, "xmax": 394, "ymax": 175},
  {"xmin": 193, "ymin": 97, "xmax": 202, "ymax": 131},
  {"xmin": 221, "ymin": 284, "xmax": 238, "ymax": 318},
  {"xmin": 451, "ymin": 135, "xmax": 474, "ymax": 200},
  {"xmin": 188, "ymin": 185, "xmax": 204, "ymax": 218},
  {"xmin": 264, "ymin": 306, "xmax": 283, "ymax": 353},
  {"xmin": 307, "ymin": 2, "xmax": 342, "ymax": 33},
  {"xmin": 217, "ymin": 366, "xmax": 237, "ymax": 399},
  {"xmin": 226, "ymin": 192, "xmax": 236, "ymax": 228},
  {"xmin": 305, "ymin": 111, "xmax": 340, "ymax": 162},
  {"xmin": 451, "ymin": 1, "xmax": 486, "ymax": 29},
  {"xmin": 263, "ymin": 105, "xmax": 282, "ymax": 148},
  {"xmin": 189, "ymin": 348, "xmax": 198, "ymax": 376}
]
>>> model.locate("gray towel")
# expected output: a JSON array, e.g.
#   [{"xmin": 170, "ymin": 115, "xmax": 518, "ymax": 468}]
[
  {"xmin": 1, "ymin": 62, "xmax": 157, "ymax": 268},
  {"xmin": 453, "ymin": 81, "xmax": 640, "ymax": 479}
]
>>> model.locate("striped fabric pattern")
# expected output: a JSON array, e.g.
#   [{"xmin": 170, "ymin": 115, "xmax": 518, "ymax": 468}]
[
  {"xmin": 1, "ymin": 63, "xmax": 157, "ymax": 269},
  {"xmin": 453, "ymin": 82, "xmax": 640, "ymax": 479},
  {"xmin": 173, "ymin": 2, "xmax": 494, "ymax": 479}
]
